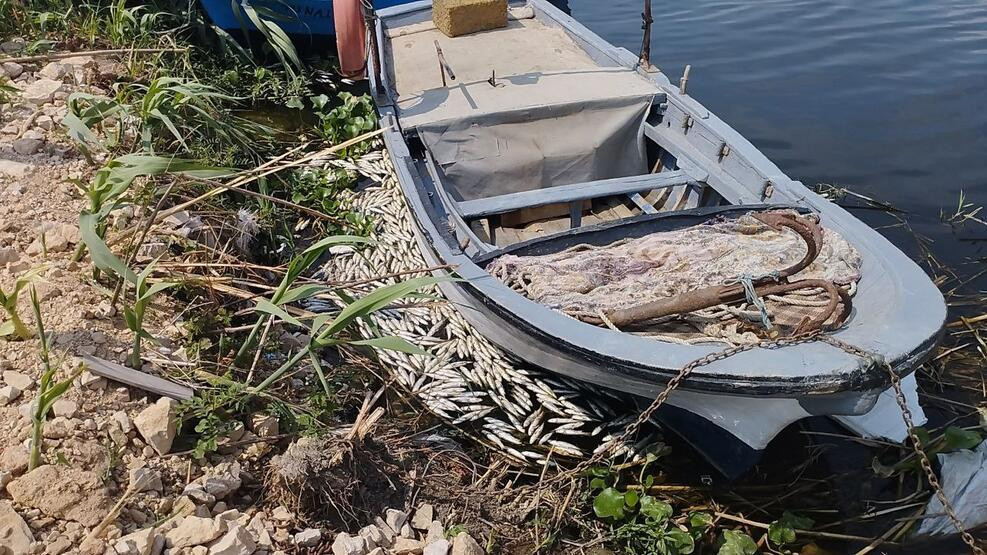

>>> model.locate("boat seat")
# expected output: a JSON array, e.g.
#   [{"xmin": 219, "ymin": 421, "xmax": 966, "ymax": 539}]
[{"xmin": 457, "ymin": 170, "xmax": 696, "ymax": 219}]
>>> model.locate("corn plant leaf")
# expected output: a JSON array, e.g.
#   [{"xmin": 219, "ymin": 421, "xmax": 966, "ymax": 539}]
[
  {"xmin": 349, "ymin": 336, "xmax": 429, "ymax": 356},
  {"xmin": 36, "ymin": 375, "xmax": 77, "ymax": 419},
  {"xmin": 278, "ymin": 284, "xmax": 329, "ymax": 305},
  {"xmin": 0, "ymin": 320, "xmax": 14, "ymax": 337},
  {"xmin": 308, "ymin": 349, "xmax": 333, "ymax": 398},
  {"xmin": 80, "ymin": 212, "xmax": 136, "ymax": 283},
  {"xmin": 138, "ymin": 282, "xmax": 176, "ymax": 303},
  {"xmin": 149, "ymin": 108, "xmax": 188, "ymax": 149},
  {"xmin": 316, "ymin": 276, "xmax": 450, "ymax": 340},
  {"xmin": 254, "ymin": 299, "xmax": 305, "ymax": 329}
]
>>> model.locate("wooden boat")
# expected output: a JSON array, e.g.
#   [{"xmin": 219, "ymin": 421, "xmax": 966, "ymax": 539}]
[{"xmin": 367, "ymin": 0, "xmax": 944, "ymax": 475}]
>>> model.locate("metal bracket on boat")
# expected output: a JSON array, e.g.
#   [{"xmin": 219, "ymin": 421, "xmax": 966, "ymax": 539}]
[{"xmin": 595, "ymin": 212, "xmax": 852, "ymax": 335}]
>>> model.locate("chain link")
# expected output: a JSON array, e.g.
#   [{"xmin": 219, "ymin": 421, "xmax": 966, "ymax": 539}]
[
  {"xmin": 531, "ymin": 332, "xmax": 984, "ymax": 553},
  {"xmin": 820, "ymin": 336, "xmax": 985, "ymax": 554}
]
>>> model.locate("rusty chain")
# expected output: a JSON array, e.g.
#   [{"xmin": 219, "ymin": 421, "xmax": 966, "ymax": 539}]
[
  {"xmin": 820, "ymin": 335, "xmax": 985, "ymax": 554},
  {"xmin": 529, "ymin": 331, "xmax": 983, "ymax": 553}
]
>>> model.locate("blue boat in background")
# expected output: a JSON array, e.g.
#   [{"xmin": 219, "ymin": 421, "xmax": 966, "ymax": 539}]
[{"xmin": 200, "ymin": 0, "xmax": 418, "ymax": 36}]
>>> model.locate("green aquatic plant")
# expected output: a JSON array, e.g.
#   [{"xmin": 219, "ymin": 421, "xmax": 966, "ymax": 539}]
[
  {"xmin": 28, "ymin": 287, "xmax": 80, "ymax": 471},
  {"xmin": 310, "ymin": 92, "xmax": 377, "ymax": 155}
]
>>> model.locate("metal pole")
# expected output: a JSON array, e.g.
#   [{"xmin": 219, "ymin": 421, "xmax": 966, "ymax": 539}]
[
  {"xmin": 362, "ymin": 0, "xmax": 384, "ymax": 95},
  {"xmin": 639, "ymin": 0, "xmax": 653, "ymax": 69}
]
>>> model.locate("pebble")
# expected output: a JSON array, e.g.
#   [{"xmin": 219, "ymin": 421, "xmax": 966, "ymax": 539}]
[
  {"xmin": 450, "ymin": 533, "xmax": 483, "ymax": 555},
  {"xmin": 0, "ymin": 384, "xmax": 21, "ymax": 406},
  {"xmin": 295, "ymin": 527, "xmax": 322, "ymax": 547},
  {"xmin": 164, "ymin": 515, "xmax": 225, "ymax": 548},
  {"xmin": 332, "ymin": 532, "xmax": 367, "ymax": 555},
  {"xmin": 393, "ymin": 538, "xmax": 425, "ymax": 555},
  {"xmin": 411, "ymin": 504, "xmax": 434, "ymax": 530},
  {"xmin": 208, "ymin": 524, "xmax": 255, "ymax": 555},
  {"xmin": 129, "ymin": 466, "xmax": 162, "ymax": 492},
  {"xmin": 133, "ymin": 397, "xmax": 179, "ymax": 455},
  {"xmin": 1, "ymin": 61, "xmax": 23, "ymax": 78},
  {"xmin": 3, "ymin": 370, "xmax": 35, "ymax": 391},
  {"xmin": 51, "ymin": 399, "xmax": 78, "ymax": 418},
  {"xmin": 385, "ymin": 508, "xmax": 408, "ymax": 534},
  {"xmin": 424, "ymin": 539, "xmax": 451, "ymax": 555}
]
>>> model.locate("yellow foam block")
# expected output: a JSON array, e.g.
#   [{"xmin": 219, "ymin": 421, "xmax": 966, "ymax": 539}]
[{"xmin": 433, "ymin": 0, "xmax": 508, "ymax": 38}]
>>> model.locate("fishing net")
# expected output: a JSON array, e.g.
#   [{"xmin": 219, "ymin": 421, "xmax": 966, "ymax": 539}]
[{"xmin": 488, "ymin": 212, "xmax": 862, "ymax": 344}]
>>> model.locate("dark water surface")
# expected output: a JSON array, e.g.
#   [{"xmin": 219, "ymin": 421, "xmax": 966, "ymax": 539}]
[{"xmin": 568, "ymin": 0, "xmax": 987, "ymax": 277}]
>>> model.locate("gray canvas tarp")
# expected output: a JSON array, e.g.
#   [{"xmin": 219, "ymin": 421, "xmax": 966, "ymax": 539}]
[{"xmin": 418, "ymin": 92, "xmax": 654, "ymax": 201}]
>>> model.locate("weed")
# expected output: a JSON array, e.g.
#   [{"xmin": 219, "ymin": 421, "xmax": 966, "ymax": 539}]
[
  {"xmin": 27, "ymin": 287, "xmax": 80, "ymax": 471},
  {"xmin": 72, "ymin": 154, "xmax": 231, "ymax": 261},
  {"xmin": 66, "ymin": 78, "xmax": 272, "ymax": 157},
  {"xmin": 234, "ymin": 234, "xmax": 373, "ymax": 366},
  {"xmin": 0, "ymin": 75, "xmax": 18, "ymax": 119},
  {"xmin": 0, "ymin": 268, "xmax": 41, "ymax": 340},
  {"xmin": 252, "ymin": 274, "xmax": 449, "ymax": 397}
]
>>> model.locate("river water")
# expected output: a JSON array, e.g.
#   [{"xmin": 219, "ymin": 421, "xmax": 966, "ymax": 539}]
[{"xmin": 568, "ymin": 0, "xmax": 987, "ymax": 279}]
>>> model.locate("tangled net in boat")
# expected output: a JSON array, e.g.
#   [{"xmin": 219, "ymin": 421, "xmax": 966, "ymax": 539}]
[
  {"xmin": 488, "ymin": 213, "xmax": 862, "ymax": 344},
  {"xmin": 310, "ymin": 151, "xmax": 659, "ymax": 466}
]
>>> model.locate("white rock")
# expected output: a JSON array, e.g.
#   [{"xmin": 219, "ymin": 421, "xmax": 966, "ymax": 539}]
[
  {"xmin": 373, "ymin": 516, "xmax": 396, "ymax": 542},
  {"xmin": 12, "ymin": 136, "xmax": 41, "ymax": 155},
  {"xmin": 0, "ymin": 159, "xmax": 29, "ymax": 177},
  {"xmin": 385, "ymin": 509, "xmax": 408, "ymax": 534},
  {"xmin": 0, "ymin": 247, "xmax": 19, "ymax": 265},
  {"xmin": 411, "ymin": 504, "xmax": 434, "ymax": 530},
  {"xmin": 2, "ymin": 370, "xmax": 35, "ymax": 390},
  {"xmin": 450, "ymin": 533, "xmax": 483, "ymax": 555},
  {"xmin": 134, "ymin": 397, "xmax": 179, "ymax": 455},
  {"xmin": 392, "ymin": 537, "xmax": 425, "ymax": 555},
  {"xmin": 295, "ymin": 528, "xmax": 322, "ymax": 547},
  {"xmin": 425, "ymin": 521, "xmax": 444, "ymax": 545},
  {"xmin": 113, "ymin": 527, "xmax": 158, "ymax": 555},
  {"xmin": 37, "ymin": 61, "xmax": 67, "ymax": 80},
  {"xmin": 19, "ymin": 78, "xmax": 62, "ymax": 104},
  {"xmin": 332, "ymin": 532, "xmax": 367, "ymax": 555},
  {"xmin": 0, "ymin": 500, "xmax": 34, "ymax": 554},
  {"xmin": 359, "ymin": 524, "xmax": 391, "ymax": 549},
  {"xmin": 51, "ymin": 399, "xmax": 78, "ymax": 418},
  {"xmin": 2, "ymin": 61, "xmax": 23, "ymax": 78},
  {"xmin": 271, "ymin": 506, "xmax": 293, "ymax": 522},
  {"xmin": 400, "ymin": 522, "xmax": 414, "ymax": 539},
  {"xmin": 165, "ymin": 515, "xmax": 225, "ymax": 548},
  {"xmin": 112, "ymin": 410, "xmax": 133, "ymax": 433},
  {"xmin": 129, "ymin": 466, "xmax": 163, "ymax": 492},
  {"xmin": 78, "ymin": 370, "xmax": 106, "ymax": 390},
  {"xmin": 42, "ymin": 416, "xmax": 75, "ymax": 439},
  {"xmin": 0, "ymin": 384, "xmax": 21, "ymax": 406},
  {"xmin": 249, "ymin": 413, "xmax": 279, "ymax": 437},
  {"xmin": 424, "ymin": 539, "xmax": 450, "ymax": 555},
  {"xmin": 207, "ymin": 524, "xmax": 255, "ymax": 555}
]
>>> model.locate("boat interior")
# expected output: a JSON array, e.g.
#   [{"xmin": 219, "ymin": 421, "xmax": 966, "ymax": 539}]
[{"xmin": 376, "ymin": 2, "xmax": 781, "ymax": 259}]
